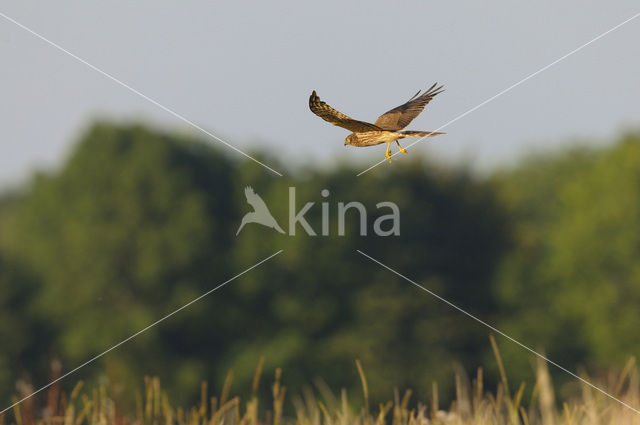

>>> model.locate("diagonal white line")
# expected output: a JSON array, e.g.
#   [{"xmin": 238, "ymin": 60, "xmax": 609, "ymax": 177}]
[
  {"xmin": 0, "ymin": 11, "xmax": 283, "ymax": 177},
  {"xmin": 0, "ymin": 249, "xmax": 283, "ymax": 415},
  {"xmin": 357, "ymin": 10, "xmax": 640, "ymax": 177},
  {"xmin": 356, "ymin": 249, "xmax": 640, "ymax": 415}
]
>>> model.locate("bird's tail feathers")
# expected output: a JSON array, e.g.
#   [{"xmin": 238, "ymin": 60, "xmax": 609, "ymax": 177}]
[{"xmin": 400, "ymin": 130, "xmax": 445, "ymax": 137}]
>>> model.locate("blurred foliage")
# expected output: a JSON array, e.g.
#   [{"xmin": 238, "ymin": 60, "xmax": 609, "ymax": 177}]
[
  {"xmin": 1, "ymin": 122, "xmax": 639, "ymax": 411},
  {"xmin": 491, "ymin": 133, "xmax": 640, "ymax": 391}
]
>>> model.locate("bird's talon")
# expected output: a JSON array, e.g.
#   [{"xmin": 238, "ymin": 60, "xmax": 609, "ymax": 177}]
[{"xmin": 398, "ymin": 147, "xmax": 407, "ymax": 154}]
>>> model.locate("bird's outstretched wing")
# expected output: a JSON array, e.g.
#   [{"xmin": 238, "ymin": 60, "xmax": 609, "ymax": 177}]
[
  {"xmin": 244, "ymin": 186, "xmax": 269, "ymax": 213},
  {"xmin": 309, "ymin": 90, "xmax": 382, "ymax": 133},
  {"xmin": 374, "ymin": 83, "xmax": 444, "ymax": 131}
]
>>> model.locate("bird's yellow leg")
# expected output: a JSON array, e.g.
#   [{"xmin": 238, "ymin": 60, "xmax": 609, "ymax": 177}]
[
  {"xmin": 385, "ymin": 142, "xmax": 392, "ymax": 162},
  {"xmin": 396, "ymin": 140, "xmax": 407, "ymax": 154}
]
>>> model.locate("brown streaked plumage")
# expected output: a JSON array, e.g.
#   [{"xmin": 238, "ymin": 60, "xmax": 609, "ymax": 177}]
[{"xmin": 309, "ymin": 83, "xmax": 445, "ymax": 161}]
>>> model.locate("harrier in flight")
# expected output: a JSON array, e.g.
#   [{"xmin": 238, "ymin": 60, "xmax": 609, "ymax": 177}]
[{"xmin": 309, "ymin": 83, "xmax": 445, "ymax": 161}]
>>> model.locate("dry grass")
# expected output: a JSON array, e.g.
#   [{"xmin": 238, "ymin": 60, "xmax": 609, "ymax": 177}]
[{"xmin": 3, "ymin": 346, "xmax": 640, "ymax": 425}]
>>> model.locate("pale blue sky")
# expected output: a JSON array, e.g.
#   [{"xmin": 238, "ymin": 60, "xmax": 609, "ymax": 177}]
[{"xmin": 1, "ymin": 1, "xmax": 639, "ymax": 186}]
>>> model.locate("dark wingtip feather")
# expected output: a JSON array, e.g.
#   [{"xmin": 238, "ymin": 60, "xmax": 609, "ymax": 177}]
[
  {"xmin": 409, "ymin": 89, "xmax": 422, "ymax": 101},
  {"xmin": 309, "ymin": 90, "xmax": 319, "ymax": 109},
  {"xmin": 424, "ymin": 83, "xmax": 445, "ymax": 98}
]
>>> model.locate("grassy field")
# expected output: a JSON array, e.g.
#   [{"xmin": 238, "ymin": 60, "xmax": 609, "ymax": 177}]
[{"xmin": 3, "ymin": 343, "xmax": 640, "ymax": 425}]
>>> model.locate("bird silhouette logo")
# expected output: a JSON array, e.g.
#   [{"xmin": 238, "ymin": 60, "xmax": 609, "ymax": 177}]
[{"xmin": 236, "ymin": 186, "xmax": 285, "ymax": 235}]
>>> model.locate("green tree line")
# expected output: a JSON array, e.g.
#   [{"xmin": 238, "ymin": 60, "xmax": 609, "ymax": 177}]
[{"xmin": 0, "ymin": 123, "xmax": 639, "ymax": 409}]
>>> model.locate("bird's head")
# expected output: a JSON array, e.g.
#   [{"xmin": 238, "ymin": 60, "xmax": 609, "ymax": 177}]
[{"xmin": 345, "ymin": 133, "xmax": 357, "ymax": 146}]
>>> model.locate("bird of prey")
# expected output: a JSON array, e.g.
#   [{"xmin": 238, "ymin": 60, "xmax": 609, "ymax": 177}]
[
  {"xmin": 236, "ymin": 186, "xmax": 285, "ymax": 235},
  {"xmin": 309, "ymin": 83, "xmax": 445, "ymax": 161}
]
